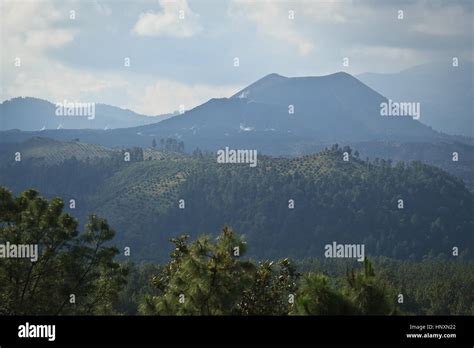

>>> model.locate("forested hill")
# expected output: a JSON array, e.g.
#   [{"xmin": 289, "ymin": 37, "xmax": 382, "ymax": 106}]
[{"xmin": 0, "ymin": 139, "xmax": 472, "ymax": 262}]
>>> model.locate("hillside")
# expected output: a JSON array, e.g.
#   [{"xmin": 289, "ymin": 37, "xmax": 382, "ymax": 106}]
[
  {"xmin": 0, "ymin": 137, "xmax": 117, "ymax": 165},
  {"xmin": 0, "ymin": 139, "xmax": 472, "ymax": 262}
]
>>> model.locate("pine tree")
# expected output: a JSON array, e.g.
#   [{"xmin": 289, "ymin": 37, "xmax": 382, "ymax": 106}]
[
  {"xmin": 343, "ymin": 259, "xmax": 396, "ymax": 315},
  {"xmin": 237, "ymin": 258, "xmax": 299, "ymax": 315},
  {"xmin": 0, "ymin": 187, "xmax": 127, "ymax": 315},
  {"xmin": 291, "ymin": 273, "xmax": 355, "ymax": 315},
  {"xmin": 140, "ymin": 226, "xmax": 254, "ymax": 315}
]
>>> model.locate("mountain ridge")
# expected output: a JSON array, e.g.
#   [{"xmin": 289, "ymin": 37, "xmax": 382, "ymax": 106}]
[
  {"xmin": 0, "ymin": 70, "xmax": 471, "ymax": 155},
  {"xmin": 0, "ymin": 96, "xmax": 171, "ymax": 131},
  {"xmin": 357, "ymin": 61, "xmax": 473, "ymax": 136}
]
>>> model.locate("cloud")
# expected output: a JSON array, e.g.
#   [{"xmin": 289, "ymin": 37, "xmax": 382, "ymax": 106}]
[
  {"xmin": 1, "ymin": 0, "xmax": 472, "ymax": 113},
  {"xmin": 24, "ymin": 29, "xmax": 74, "ymax": 48},
  {"xmin": 0, "ymin": 0, "xmax": 234, "ymax": 116},
  {"xmin": 410, "ymin": 3, "xmax": 471, "ymax": 37},
  {"xmin": 227, "ymin": 0, "xmax": 472, "ymax": 64},
  {"xmin": 6, "ymin": 59, "xmax": 127, "ymax": 102},
  {"xmin": 1, "ymin": 0, "xmax": 125, "ymax": 104},
  {"xmin": 132, "ymin": 0, "xmax": 202, "ymax": 37},
  {"xmin": 348, "ymin": 45, "xmax": 427, "ymax": 73},
  {"xmin": 1, "ymin": 0, "xmax": 75, "ymax": 54},
  {"xmin": 131, "ymin": 80, "xmax": 240, "ymax": 115},
  {"xmin": 93, "ymin": 1, "xmax": 112, "ymax": 16},
  {"xmin": 228, "ymin": 0, "xmax": 359, "ymax": 56},
  {"xmin": 229, "ymin": 0, "xmax": 315, "ymax": 55}
]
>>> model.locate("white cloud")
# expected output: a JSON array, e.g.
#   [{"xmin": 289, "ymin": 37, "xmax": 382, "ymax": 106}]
[
  {"xmin": 229, "ymin": 0, "xmax": 314, "ymax": 55},
  {"xmin": 0, "ymin": 0, "xmax": 125, "ymax": 105},
  {"xmin": 6, "ymin": 59, "xmax": 127, "ymax": 102},
  {"xmin": 131, "ymin": 80, "xmax": 240, "ymax": 115},
  {"xmin": 0, "ymin": 0, "xmax": 236, "ymax": 116},
  {"xmin": 228, "ymin": 0, "xmax": 357, "ymax": 56},
  {"xmin": 132, "ymin": 0, "xmax": 202, "ymax": 37},
  {"xmin": 24, "ymin": 29, "xmax": 74, "ymax": 48},
  {"xmin": 0, "ymin": 0, "xmax": 74, "ymax": 53},
  {"xmin": 2, "ymin": 0, "xmax": 472, "ymax": 114}
]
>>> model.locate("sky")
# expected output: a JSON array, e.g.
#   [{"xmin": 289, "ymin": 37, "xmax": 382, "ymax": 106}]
[{"xmin": 1, "ymin": 0, "xmax": 472, "ymax": 115}]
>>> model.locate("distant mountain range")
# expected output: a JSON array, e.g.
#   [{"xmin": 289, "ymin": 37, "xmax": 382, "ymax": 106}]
[
  {"xmin": 2, "ymin": 71, "xmax": 468, "ymax": 151},
  {"xmin": 0, "ymin": 97, "xmax": 173, "ymax": 130},
  {"xmin": 357, "ymin": 60, "xmax": 473, "ymax": 137},
  {"xmin": 2, "ymin": 62, "xmax": 471, "ymax": 141}
]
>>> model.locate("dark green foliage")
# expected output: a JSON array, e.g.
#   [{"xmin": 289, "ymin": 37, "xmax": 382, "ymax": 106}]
[
  {"xmin": 159, "ymin": 137, "xmax": 184, "ymax": 153},
  {"xmin": 343, "ymin": 259, "xmax": 396, "ymax": 315},
  {"xmin": 0, "ymin": 187, "xmax": 127, "ymax": 315},
  {"xmin": 140, "ymin": 226, "xmax": 254, "ymax": 315},
  {"xmin": 291, "ymin": 259, "xmax": 395, "ymax": 315},
  {"xmin": 375, "ymin": 258, "xmax": 474, "ymax": 315},
  {"xmin": 137, "ymin": 228, "xmax": 398, "ymax": 316},
  {"xmin": 169, "ymin": 147, "xmax": 472, "ymax": 261},
  {"xmin": 296, "ymin": 257, "xmax": 474, "ymax": 315},
  {"xmin": 291, "ymin": 273, "xmax": 355, "ymax": 315},
  {"xmin": 138, "ymin": 227, "xmax": 302, "ymax": 316},
  {"xmin": 237, "ymin": 258, "xmax": 299, "ymax": 315},
  {"xmin": 1, "ymin": 141, "xmax": 472, "ymax": 262},
  {"xmin": 0, "ymin": 188, "xmax": 471, "ymax": 317},
  {"xmin": 113, "ymin": 262, "xmax": 163, "ymax": 315}
]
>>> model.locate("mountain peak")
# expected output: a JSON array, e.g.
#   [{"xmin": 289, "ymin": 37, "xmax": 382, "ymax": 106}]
[
  {"xmin": 262, "ymin": 72, "xmax": 287, "ymax": 80},
  {"xmin": 231, "ymin": 73, "xmax": 287, "ymax": 99},
  {"xmin": 330, "ymin": 71, "xmax": 353, "ymax": 78},
  {"xmin": 299, "ymin": 71, "xmax": 358, "ymax": 82}
]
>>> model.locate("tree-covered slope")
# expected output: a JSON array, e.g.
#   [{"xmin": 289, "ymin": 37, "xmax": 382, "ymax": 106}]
[
  {"xmin": 0, "ymin": 137, "xmax": 116, "ymax": 165},
  {"xmin": 0, "ymin": 140, "xmax": 472, "ymax": 262}
]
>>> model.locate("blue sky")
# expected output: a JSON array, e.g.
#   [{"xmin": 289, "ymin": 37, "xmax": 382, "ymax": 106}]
[{"xmin": 1, "ymin": 0, "xmax": 472, "ymax": 115}]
